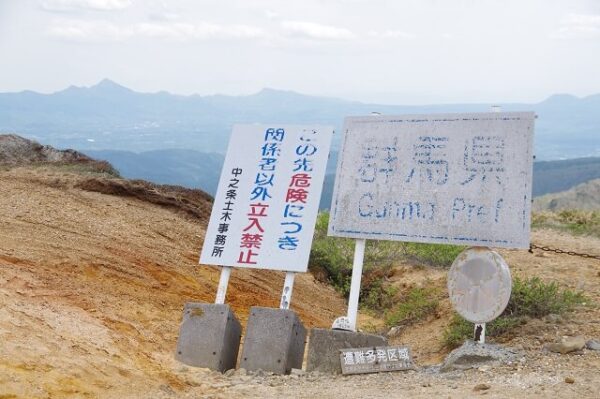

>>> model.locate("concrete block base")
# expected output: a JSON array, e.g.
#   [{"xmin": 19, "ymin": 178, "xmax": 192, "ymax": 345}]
[
  {"xmin": 175, "ymin": 303, "xmax": 241, "ymax": 372},
  {"xmin": 240, "ymin": 307, "xmax": 306, "ymax": 375},
  {"xmin": 306, "ymin": 328, "xmax": 388, "ymax": 374}
]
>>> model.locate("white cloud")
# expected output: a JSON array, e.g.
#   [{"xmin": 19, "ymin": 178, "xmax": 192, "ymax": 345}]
[
  {"xmin": 281, "ymin": 20, "xmax": 355, "ymax": 41},
  {"xmin": 368, "ymin": 30, "xmax": 416, "ymax": 40},
  {"xmin": 137, "ymin": 22, "xmax": 266, "ymax": 40},
  {"xmin": 552, "ymin": 13, "xmax": 600, "ymax": 39},
  {"xmin": 41, "ymin": 0, "xmax": 132, "ymax": 12},
  {"xmin": 265, "ymin": 10, "xmax": 279, "ymax": 20},
  {"xmin": 48, "ymin": 20, "xmax": 132, "ymax": 41},
  {"xmin": 147, "ymin": 11, "xmax": 181, "ymax": 22},
  {"xmin": 47, "ymin": 20, "xmax": 267, "ymax": 42}
]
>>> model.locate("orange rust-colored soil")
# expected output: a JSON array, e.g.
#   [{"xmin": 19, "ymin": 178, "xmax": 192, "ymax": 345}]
[{"xmin": 0, "ymin": 167, "xmax": 346, "ymax": 398}]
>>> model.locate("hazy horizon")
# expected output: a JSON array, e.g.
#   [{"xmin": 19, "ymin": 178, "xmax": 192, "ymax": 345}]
[{"xmin": 2, "ymin": 77, "xmax": 599, "ymax": 107}]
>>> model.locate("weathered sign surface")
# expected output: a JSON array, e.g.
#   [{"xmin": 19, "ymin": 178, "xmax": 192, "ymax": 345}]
[
  {"xmin": 340, "ymin": 345, "xmax": 414, "ymax": 375},
  {"xmin": 200, "ymin": 124, "xmax": 333, "ymax": 272},
  {"xmin": 328, "ymin": 112, "xmax": 535, "ymax": 249}
]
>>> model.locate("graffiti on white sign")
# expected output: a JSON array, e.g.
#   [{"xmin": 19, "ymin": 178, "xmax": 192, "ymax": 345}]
[
  {"xmin": 328, "ymin": 112, "xmax": 535, "ymax": 249},
  {"xmin": 200, "ymin": 124, "xmax": 334, "ymax": 272}
]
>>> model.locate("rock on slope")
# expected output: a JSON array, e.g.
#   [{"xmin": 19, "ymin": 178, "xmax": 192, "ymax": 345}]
[
  {"xmin": 0, "ymin": 133, "xmax": 119, "ymax": 176},
  {"xmin": 533, "ymin": 178, "xmax": 600, "ymax": 211},
  {"xmin": 1, "ymin": 133, "xmax": 91, "ymax": 165},
  {"xmin": 0, "ymin": 140, "xmax": 346, "ymax": 398}
]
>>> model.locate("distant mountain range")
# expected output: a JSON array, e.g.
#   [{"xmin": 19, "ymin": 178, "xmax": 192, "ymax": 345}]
[
  {"xmin": 2, "ymin": 79, "xmax": 599, "ymax": 207},
  {"xmin": 1, "ymin": 79, "xmax": 600, "ymax": 160}
]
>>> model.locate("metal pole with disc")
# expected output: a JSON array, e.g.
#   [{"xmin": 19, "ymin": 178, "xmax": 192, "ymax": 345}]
[
  {"xmin": 280, "ymin": 271, "xmax": 296, "ymax": 309},
  {"xmin": 468, "ymin": 105, "xmax": 503, "ymax": 344},
  {"xmin": 474, "ymin": 322, "xmax": 486, "ymax": 343},
  {"xmin": 448, "ymin": 247, "xmax": 512, "ymax": 346},
  {"xmin": 215, "ymin": 266, "xmax": 232, "ymax": 304}
]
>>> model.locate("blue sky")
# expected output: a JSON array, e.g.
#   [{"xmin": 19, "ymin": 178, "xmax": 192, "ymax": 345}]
[{"xmin": 1, "ymin": 0, "xmax": 599, "ymax": 104}]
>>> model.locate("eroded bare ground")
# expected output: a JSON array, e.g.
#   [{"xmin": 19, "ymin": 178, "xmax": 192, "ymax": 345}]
[
  {"xmin": 2, "ymin": 166, "xmax": 600, "ymax": 398},
  {"xmin": 0, "ymin": 167, "xmax": 345, "ymax": 398}
]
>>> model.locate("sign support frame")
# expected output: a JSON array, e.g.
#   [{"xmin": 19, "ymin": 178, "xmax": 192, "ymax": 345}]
[
  {"xmin": 471, "ymin": 105, "xmax": 502, "ymax": 344},
  {"xmin": 347, "ymin": 238, "xmax": 366, "ymax": 331},
  {"xmin": 280, "ymin": 271, "xmax": 296, "ymax": 309},
  {"xmin": 215, "ymin": 266, "xmax": 232, "ymax": 304}
]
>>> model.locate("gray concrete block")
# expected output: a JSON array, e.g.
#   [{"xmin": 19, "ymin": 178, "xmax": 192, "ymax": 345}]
[
  {"xmin": 240, "ymin": 307, "xmax": 306, "ymax": 375},
  {"xmin": 175, "ymin": 303, "xmax": 241, "ymax": 372},
  {"xmin": 306, "ymin": 328, "xmax": 388, "ymax": 374}
]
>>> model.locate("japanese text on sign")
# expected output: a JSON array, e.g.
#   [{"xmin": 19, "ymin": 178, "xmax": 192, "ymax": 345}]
[
  {"xmin": 340, "ymin": 345, "xmax": 414, "ymax": 375},
  {"xmin": 328, "ymin": 113, "xmax": 535, "ymax": 249},
  {"xmin": 200, "ymin": 125, "xmax": 334, "ymax": 272}
]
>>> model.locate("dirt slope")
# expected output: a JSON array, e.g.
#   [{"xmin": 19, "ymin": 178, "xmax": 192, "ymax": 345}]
[
  {"xmin": 3, "ymin": 163, "xmax": 600, "ymax": 399},
  {"xmin": 0, "ymin": 166, "xmax": 346, "ymax": 398}
]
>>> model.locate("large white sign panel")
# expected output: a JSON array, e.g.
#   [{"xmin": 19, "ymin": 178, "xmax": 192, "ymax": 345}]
[
  {"xmin": 200, "ymin": 124, "xmax": 333, "ymax": 272},
  {"xmin": 328, "ymin": 112, "xmax": 535, "ymax": 249}
]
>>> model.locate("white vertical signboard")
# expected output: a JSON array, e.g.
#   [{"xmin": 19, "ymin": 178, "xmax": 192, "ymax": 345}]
[
  {"xmin": 200, "ymin": 125, "xmax": 333, "ymax": 272},
  {"xmin": 329, "ymin": 112, "xmax": 535, "ymax": 249}
]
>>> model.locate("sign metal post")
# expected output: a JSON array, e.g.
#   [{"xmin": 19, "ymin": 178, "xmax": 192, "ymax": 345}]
[
  {"xmin": 280, "ymin": 271, "xmax": 296, "ymax": 309},
  {"xmin": 215, "ymin": 266, "xmax": 232, "ymax": 304},
  {"xmin": 347, "ymin": 238, "xmax": 366, "ymax": 331},
  {"xmin": 470, "ymin": 105, "xmax": 503, "ymax": 344}
]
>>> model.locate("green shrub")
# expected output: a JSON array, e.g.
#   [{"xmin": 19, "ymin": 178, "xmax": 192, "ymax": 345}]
[
  {"xmin": 385, "ymin": 286, "xmax": 439, "ymax": 327},
  {"xmin": 506, "ymin": 277, "xmax": 586, "ymax": 317},
  {"xmin": 443, "ymin": 276, "xmax": 586, "ymax": 348},
  {"xmin": 403, "ymin": 242, "xmax": 465, "ymax": 267},
  {"xmin": 443, "ymin": 315, "xmax": 524, "ymax": 348},
  {"xmin": 308, "ymin": 212, "xmax": 463, "ymax": 310},
  {"xmin": 309, "ymin": 212, "xmax": 401, "ymax": 309}
]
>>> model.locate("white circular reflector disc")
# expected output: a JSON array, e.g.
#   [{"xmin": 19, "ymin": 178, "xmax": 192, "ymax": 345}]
[{"xmin": 448, "ymin": 247, "xmax": 512, "ymax": 324}]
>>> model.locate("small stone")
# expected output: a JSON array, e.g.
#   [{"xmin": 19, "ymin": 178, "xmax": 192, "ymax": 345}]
[
  {"xmin": 474, "ymin": 383, "xmax": 491, "ymax": 392},
  {"xmin": 585, "ymin": 340, "xmax": 600, "ymax": 351},
  {"xmin": 545, "ymin": 314, "xmax": 563, "ymax": 324},
  {"xmin": 290, "ymin": 368, "xmax": 305, "ymax": 376},
  {"xmin": 235, "ymin": 368, "xmax": 247, "ymax": 376},
  {"xmin": 387, "ymin": 326, "xmax": 402, "ymax": 337},
  {"xmin": 440, "ymin": 341, "xmax": 519, "ymax": 372},
  {"xmin": 565, "ymin": 377, "xmax": 575, "ymax": 384},
  {"xmin": 478, "ymin": 365, "xmax": 491, "ymax": 372},
  {"xmin": 159, "ymin": 384, "xmax": 175, "ymax": 394},
  {"xmin": 252, "ymin": 369, "xmax": 267, "ymax": 377},
  {"xmin": 546, "ymin": 336, "xmax": 586, "ymax": 354},
  {"xmin": 224, "ymin": 369, "xmax": 236, "ymax": 377}
]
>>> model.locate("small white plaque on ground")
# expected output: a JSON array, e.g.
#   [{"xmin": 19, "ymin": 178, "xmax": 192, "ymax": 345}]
[
  {"xmin": 200, "ymin": 124, "xmax": 333, "ymax": 272},
  {"xmin": 340, "ymin": 345, "xmax": 415, "ymax": 375},
  {"xmin": 448, "ymin": 247, "xmax": 512, "ymax": 324},
  {"xmin": 328, "ymin": 112, "xmax": 535, "ymax": 249}
]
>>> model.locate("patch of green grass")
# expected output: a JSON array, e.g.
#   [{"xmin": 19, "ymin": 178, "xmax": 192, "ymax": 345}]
[
  {"xmin": 443, "ymin": 277, "xmax": 587, "ymax": 348},
  {"xmin": 443, "ymin": 315, "xmax": 524, "ymax": 348},
  {"xmin": 532, "ymin": 210, "xmax": 600, "ymax": 238},
  {"xmin": 385, "ymin": 286, "xmax": 440, "ymax": 327},
  {"xmin": 309, "ymin": 212, "xmax": 464, "ymax": 311},
  {"xmin": 506, "ymin": 277, "xmax": 586, "ymax": 317},
  {"xmin": 309, "ymin": 212, "xmax": 407, "ymax": 310}
]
